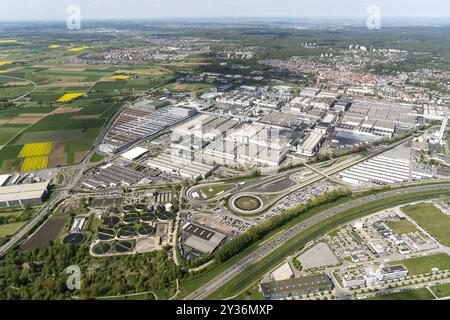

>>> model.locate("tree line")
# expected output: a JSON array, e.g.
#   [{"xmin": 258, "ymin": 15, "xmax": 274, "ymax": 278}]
[{"xmin": 0, "ymin": 243, "xmax": 180, "ymax": 300}]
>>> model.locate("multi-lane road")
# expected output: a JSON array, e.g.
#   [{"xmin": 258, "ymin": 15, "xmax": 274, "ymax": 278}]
[{"xmin": 185, "ymin": 183, "xmax": 450, "ymax": 300}]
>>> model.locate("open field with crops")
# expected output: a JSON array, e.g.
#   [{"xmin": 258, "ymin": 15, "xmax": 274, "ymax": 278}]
[
  {"xmin": 18, "ymin": 142, "xmax": 53, "ymax": 158},
  {"xmin": 402, "ymin": 203, "xmax": 450, "ymax": 246},
  {"xmin": 0, "ymin": 35, "xmax": 179, "ymax": 173}
]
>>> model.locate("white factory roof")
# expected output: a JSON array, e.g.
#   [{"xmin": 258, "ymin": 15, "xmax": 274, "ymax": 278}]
[
  {"xmin": 121, "ymin": 147, "xmax": 149, "ymax": 160},
  {"xmin": 147, "ymin": 154, "xmax": 215, "ymax": 180},
  {"xmin": 322, "ymin": 114, "xmax": 337, "ymax": 124},
  {"xmin": 0, "ymin": 174, "xmax": 11, "ymax": 187},
  {"xmin": 340, "ymin": 155, "xmax": 432, "ymax": 185},
  {"xmin": 0, "ymin": 181, "xmax": 49, "ymax": 202},
  {"xmin": 301, "ymin": 132, "xmax": 324, "ymax": 151}
]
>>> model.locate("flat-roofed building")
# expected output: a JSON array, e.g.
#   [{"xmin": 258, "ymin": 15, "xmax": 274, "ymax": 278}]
[
  {"xmin": 259, "ymin": 274, "xmax": 333, "ymax": 300},
  {"xmin": 0, "ymin": 181, "xmax": 49, "ymax": 207},
  {"xmin": 299, "ymin": 87, "xmax": 320, "ymax": 97},
  {"xmin": 81, "ymin": 164, "xmax": 145, "ymax": 189},
  {"xmin": 378, "ymin": 265, "xmax": 408, "ymax": 281},
  {"xmin": 147, "ymin": 154, "xmax": 216, "ymax": 180},
  {"xmin": 297, "ymin": 132, "xmax": 324, "ymax": 157},
  {"xmin": 339, "ymin": 155, "xmax": 433, "ymax": 185},
  {"xmin": 182, "ymin": 222, "xmax": 226, "ymax": 254},
  {"xmin": 121, "ymin": 147, "xmax": 149, "ymax": 160}
]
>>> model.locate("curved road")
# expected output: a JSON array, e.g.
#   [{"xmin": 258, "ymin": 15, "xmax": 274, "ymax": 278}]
[
  {"xmin": 185, "ymin": 183, "xmax": 450, "ymax": 300},
  {"xmin": 0, "ymin": 75, "xmax": 38, "ymax": 102}
]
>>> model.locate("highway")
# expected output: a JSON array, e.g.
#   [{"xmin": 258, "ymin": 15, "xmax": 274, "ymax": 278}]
[{"xmin": 185, "ymin": 183, "xmax": 450, "ymax": 300}]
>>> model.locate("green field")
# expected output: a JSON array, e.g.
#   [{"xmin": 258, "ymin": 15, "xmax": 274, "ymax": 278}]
[
  {"xmin": 200, "ymin": 184, "xmax": 232, "ymax": 198},
  {"xmin": 368, "ymin": 288, "xmax": 435, "ymax": 300},
  {"xmin": 90, "ymin": 152, "xmax": 105, "ymax": 163},
  {"xmin": 0, "ymin": 126, "xmax": 25, "ymax": 145},
  {"xmin": 231, "ymin": 284, "xmax": 263, "ymax": 300},
  {"xmin": 401, "ymin": 203, "xmax": 450, "ymax": 246},
  {"xmin": 0, "ymin": 209, "xmax": 24, "ymax": 219},
  {"xmin": 163, "ymin": 82, "xmax": 213, "ymax": 92},
  {"xmin": 429, "ymin": 282, "xmax": 450, "ymax": 298},
  {"xmin": 0, "ymin": 221, "xmax": 26, "ymax": 238},
  {"xmin": 386, "ymin": 219, "xmax": 418, "ymax": 235},
  {"xmin": 389, "ymin": 253, "xmax": 450, "ymax": 276}
]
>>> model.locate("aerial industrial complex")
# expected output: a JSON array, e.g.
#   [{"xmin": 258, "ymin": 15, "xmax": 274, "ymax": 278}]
[{"xmin": 2, "ymin": 16, "xmax": 450, "ymax": 303}]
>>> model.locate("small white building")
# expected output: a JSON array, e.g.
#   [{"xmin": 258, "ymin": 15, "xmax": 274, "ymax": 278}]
[{"xmin": 121, "ymin": 147, "xmax": 149, "ymax": 160}]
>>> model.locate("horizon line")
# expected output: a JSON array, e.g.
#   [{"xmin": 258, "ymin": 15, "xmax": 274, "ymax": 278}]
[{"xmin": 2, "ymin": 16, "xmax": 450, "ymax": 23}]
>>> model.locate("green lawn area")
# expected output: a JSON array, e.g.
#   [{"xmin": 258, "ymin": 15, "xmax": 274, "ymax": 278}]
[
  {"xmin": 0, "ymin": 126, "xmax": 25, "ymax": 145},
  {"xmin": 90, "ymin": 152, "xmax": 104, "ymax": 163},
  {"xmin": 163, "ymin": 82, "xmax": 213, "ymax": 92},
  {"xmin": 389, "ymin": 253, "xmax": 450, "ymax": 276},
  {"xmin": 368, "ymin": 288, "xmax": 435, "ymax": 300},
  {"xmin": 0, "ymin": 221, "xmax": 26, "ymax": 238},
  {"xmin": 200, "ymin": 184, "xmax": 231, "ymax": 198},
  {"xmin": 430, "ymin": 282, "xmax": 450, "ymax": 298},
  {"xmin": 0, "ymin": 209, "xmax": 25, "ymax": 219},
  {"xmin": 401, "ymin": 202, "xmax": 450, "ymax": 246},
  {"xmin": 386, "ymin": 219, "xmax": 418, "ymax": 235},
  {"xmin": 231, "ymin": 284, "xmax": 263, "ymax": 300}
]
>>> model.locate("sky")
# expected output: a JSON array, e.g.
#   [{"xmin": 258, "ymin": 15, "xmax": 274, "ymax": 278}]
[{"xmin": 0, "ymin": 0, "xmax": 448, "ymax": 21}]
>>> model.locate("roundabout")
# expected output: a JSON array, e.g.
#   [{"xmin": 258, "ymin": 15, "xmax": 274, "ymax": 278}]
[{"xmin": 230, "ymin": 194, "xmax": 264, "ymax": 215}]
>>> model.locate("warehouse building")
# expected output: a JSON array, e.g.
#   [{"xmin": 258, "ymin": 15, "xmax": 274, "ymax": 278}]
[
  {"xmin": 297, "ymin": 132, "xmax": 324, "ymax": 157},
  {"xmin": 259, "ymin": 274, "xmax": 333, "ymax": 300},
  {"xmin": 378, "ymin": 265, "xmax": 408, "ymax": 281},
  {"xmin": 182, "ymin": 222, "xmax": 226, "ymax": 254},
  {"xmin": 81, "ymin": 164, "xmax": 145, "ymax": 189},
  {"xmin": 339, "ymin": 155, "xmax": 433, "ymax": 185},
  {"xmin": 0, "ymin": 181, "xmax": 50, "ymax": 207},
  {"xmin": 147, "ymin": 154, "xmax": 216, "ymax": 180},
  {"xmin": 100, "ymin": 104, "xmax": 197, "ymax": 153},
  {"xmin": 121, "ymin": 147, "xmax": 149, "ymax": 161}
]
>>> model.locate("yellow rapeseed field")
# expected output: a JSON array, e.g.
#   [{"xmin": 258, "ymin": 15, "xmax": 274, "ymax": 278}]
[
  {"xmin": 48, "ymin": 44, "xmax": 61, "ymax": 49},
  {"xmin": 0, "ymin": 61, "xmax": 12, "ymax": 66},
  {"xmin": 18, "ymin": 142, "xmax": 53, "ymax": 158},
  {"xmin": 111, "ymin": 75, "xmax": 130, "ymax": 80},
  {"xmin": 21, "ymin": 156, "xmax": 49, "ymax": 172},
  {"xmin": 0, "ymin": 39, "xmax": 17, "ymax": 44},
  {"xmin": 57, "ymin": 93, "xmax": 84, "ymax": 102},
  {"xmin": 68, "ymin": 46, "xmax": 93, "ymax": 52}
]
